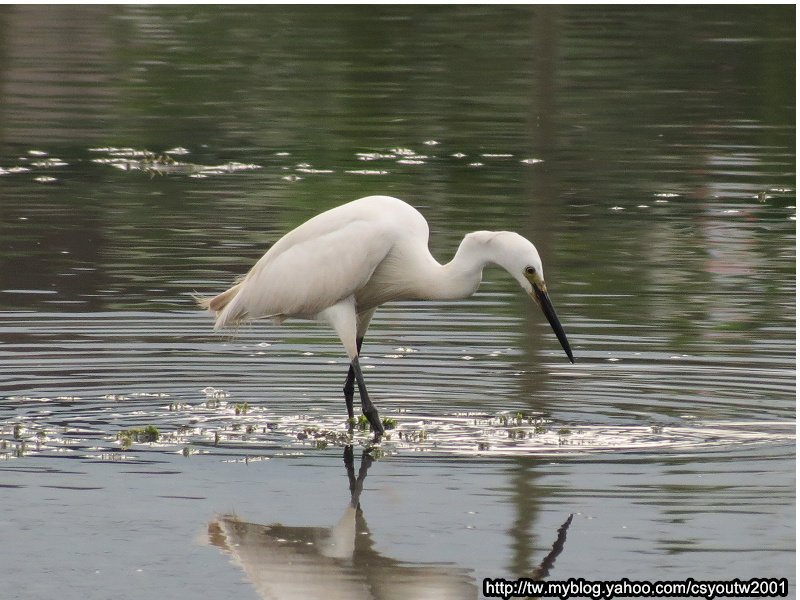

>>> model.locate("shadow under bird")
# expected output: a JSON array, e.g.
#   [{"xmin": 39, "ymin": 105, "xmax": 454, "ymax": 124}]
[{"xmin": 199, "ymin": 195, "xmax": 574, "ymax": 439}]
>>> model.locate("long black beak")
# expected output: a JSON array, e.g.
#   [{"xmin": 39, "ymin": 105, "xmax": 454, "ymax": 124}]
[{"xmin": 532, "ymin": 284, "xmax": 575, "ymax": 363}]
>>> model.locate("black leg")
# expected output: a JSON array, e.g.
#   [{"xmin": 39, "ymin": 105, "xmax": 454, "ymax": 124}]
[
  {"xmin": 343, "ymin": 336, "xmax": 364, "ymax": 423},
  {"xmin": 351, "ymin": 356, "xmax": 384, "ymax": 440},
  {"xmin": 344, "ymin": 370, "xmax": 355, "ymax": 422}
]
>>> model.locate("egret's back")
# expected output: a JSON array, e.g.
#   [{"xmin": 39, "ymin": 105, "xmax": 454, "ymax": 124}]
[{"xmin": 200, "ymin": 196, "xmax": 429, "ymax": 328}]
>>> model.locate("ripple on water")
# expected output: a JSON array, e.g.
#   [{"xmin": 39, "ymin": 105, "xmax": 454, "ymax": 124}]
[
  {"xmin": 1, "ymin": 388, "xmax": 793, "ymax": 463},
  {"xmin": 0, "ymin": 303, "xmax": 795, "ymax": 465}
]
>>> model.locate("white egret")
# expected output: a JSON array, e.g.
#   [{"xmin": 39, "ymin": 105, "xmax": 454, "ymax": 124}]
[{"xmin": 198, "ymin": 195, "xmax": 574, "ymax": 440}]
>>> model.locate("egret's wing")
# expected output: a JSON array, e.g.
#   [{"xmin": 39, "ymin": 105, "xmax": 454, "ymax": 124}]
[{"xmin": 220, "ymin": 218, "xmax": 394, "ymax": 323}]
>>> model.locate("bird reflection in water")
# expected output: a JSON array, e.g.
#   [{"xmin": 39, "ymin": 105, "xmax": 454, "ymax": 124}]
[{"xmin": 208, "ymin": 447, "xmax": 572, "ymax": 599}]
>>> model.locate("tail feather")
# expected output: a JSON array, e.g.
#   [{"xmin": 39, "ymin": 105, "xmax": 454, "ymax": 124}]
[{"xmin": 196, "ymin": 282, "xmax": 245, "ymax": 329}]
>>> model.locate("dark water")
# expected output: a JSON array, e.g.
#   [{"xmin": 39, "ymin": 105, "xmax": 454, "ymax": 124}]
[{"xmin": 0, "ymin": 6, "xmax": 795, "ymax": 599}]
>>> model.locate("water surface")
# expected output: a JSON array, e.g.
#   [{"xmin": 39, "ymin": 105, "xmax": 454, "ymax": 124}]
[{"xmin": 0, "ymin": 6, "xmax": 795, "ymax": 599}]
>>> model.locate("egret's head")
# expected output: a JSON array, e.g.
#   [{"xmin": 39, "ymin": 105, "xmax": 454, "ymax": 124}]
[{"xmin": 481, "ymin": 231, "xmax": 575, "ymax": 364}]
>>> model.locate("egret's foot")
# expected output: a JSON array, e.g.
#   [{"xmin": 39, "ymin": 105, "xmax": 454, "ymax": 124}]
[{"xmin": 364, "ymin": 408, "xmax": 384, "ymax": 440}]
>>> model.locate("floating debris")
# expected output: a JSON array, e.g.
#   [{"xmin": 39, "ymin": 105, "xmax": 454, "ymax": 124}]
[
  {"xmin": 345, "ymin": 169, "xmax": 389, "ymax": 176},
  {"xmin": 89, "ymin": 147, "xmax": 261, "ymax": 177},
  {"xmin": 30, "ymin": 158, "xmax": 68, "ymax": 168},
  {"xmin": 356, "ymin": 152, "xmax": 396, "ymax": 161},
  {"xmin": 117, "ymin": 425, "xmax": 160, "ymax": 448},
  {"xmin": 295, "ymin": 167, "xmax": 335, "ymax": 174},
  {"xmin": 164, "ymin": 146, "xmax": 190, "ymax": 155},
  {"xmin": 391, "ymin": 148, "xmax": 429, "ymax": 164}
]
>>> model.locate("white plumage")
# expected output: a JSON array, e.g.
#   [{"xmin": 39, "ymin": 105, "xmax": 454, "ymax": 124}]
[{"xmin": 199, "ymin": 195, "xmax": 573, "ymax": 439}]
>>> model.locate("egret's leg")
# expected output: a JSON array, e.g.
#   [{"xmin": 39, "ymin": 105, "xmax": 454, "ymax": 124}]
[
  {"xmin": 321, "ymin": 300, "xmax": 379, "ymax": 436},
  {"xmin": 343, "ymin": 336, "xmax": 364, "ymax": 422},
  {"xmin": 351, "ymin": 356, "xmax": 384, "ymax": 440}
]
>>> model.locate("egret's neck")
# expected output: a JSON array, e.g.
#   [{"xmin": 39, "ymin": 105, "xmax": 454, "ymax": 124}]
[{"xmin": 422, "ymin": 234, "xmax": 490, "ymax": 301}]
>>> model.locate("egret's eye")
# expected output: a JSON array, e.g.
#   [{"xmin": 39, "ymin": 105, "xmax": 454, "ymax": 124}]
[{"xmin": 524, "ymin": 266, "xmax": 536, "ymax": 276}]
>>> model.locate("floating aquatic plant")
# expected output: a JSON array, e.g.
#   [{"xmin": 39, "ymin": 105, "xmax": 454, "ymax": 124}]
[{"xmin": 117, "ymin": 425, "xmax": 160, "ymax": 448}]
